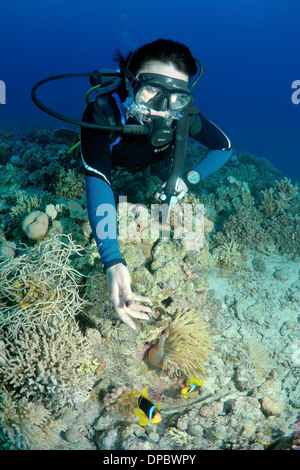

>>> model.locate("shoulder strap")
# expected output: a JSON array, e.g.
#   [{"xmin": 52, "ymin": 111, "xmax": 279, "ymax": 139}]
[
  {"xmin": 93, "ymin": 93, "xmax": 124, "ymax": 145},
  {"xmin": 187, "ymin": 106, "xmax": 202, "ymax": 136}
]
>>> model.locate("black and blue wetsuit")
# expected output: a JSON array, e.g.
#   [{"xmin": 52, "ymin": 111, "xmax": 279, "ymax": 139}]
[{"xmin": 81, "ymin": 85, "xmax": 232, "ymax": 272}]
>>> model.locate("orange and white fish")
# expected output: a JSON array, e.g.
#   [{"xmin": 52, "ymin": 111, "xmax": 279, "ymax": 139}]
[
  {"xmin": 135, "ymin": 387, "xmax": 162, "ymax": 426},
  {"xmin": 181, "ymin": 375, "xmax": 204, "ymax": 399}
]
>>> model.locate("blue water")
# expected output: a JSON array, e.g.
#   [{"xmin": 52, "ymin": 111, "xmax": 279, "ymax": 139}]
[{"xmin": 1, "ymin": 0, "xmax": 299, "ymax": 178}]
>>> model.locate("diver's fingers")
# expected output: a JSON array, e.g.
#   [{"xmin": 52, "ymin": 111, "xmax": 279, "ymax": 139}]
[
  {"xmin": 132, "ymin": 293, "xmax": 151, "ymax": 304},
  {"xmin": 125, "ymin": 308, "xmax": 150, "ymax": 320},
  {"xmin": 116, "ymin": 306, "xmax": 149, "ymax": 330},
  {"xmin": 109, "ymin": 281, "xmax": 121, "ymax": 309},
  {"xmin": 129, "ymin": 304, "xmax": 152, "ymax": 314},
  {"xmin": 116, "ymin": 309, "xmax": 137, "ymax": 330}
]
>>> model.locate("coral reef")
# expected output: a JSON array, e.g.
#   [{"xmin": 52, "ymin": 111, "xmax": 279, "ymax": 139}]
[
  {"xmin": 54, "ymin": 168, "xmax": 85, "ymax": 201},
  {"xmin": 215, "ymin": 240, "xmax": 242, "ymax": 271},
  {"xmin": 0, "ymin": 127, "xmax": 299, "ymax": 450},
  {"xmin": 259, "ymin": 177, "xmax": 298, "ymax": 220},
  {"xmin": 103, "ymin": 386, "xmax": 140, "ymax": 420}
]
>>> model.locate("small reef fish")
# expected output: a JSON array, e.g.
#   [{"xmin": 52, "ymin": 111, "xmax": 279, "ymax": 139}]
[
  {"xmin": 135, "ymin": 386, "xmax": 162, "ymax": 426},
  {"xmin": 181, "ymin": 375, "xmax": 204, "ymax": 399}
]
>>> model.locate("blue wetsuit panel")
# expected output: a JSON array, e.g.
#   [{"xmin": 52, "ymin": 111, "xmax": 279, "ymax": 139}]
[{"xmin": 85, "ymin": 174, "xmax": 126, "ymax": 272}]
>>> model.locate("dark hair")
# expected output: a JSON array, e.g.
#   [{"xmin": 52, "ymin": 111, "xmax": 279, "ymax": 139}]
[{"xmin": 115, "ymin": 38, "xmax": 198, "ymax": 78}]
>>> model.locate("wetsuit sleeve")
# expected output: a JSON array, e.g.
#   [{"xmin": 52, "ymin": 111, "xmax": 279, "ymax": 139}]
[
  {"xmin": 85, "ymin": 174, "xmax": 127, "ymax": 272},
  {"xmin": 188, "ymin": 111, "xmax": 232, "ymax": 179},
  {"xmin": 81, "ymin": 103, "xmax": 126, "ymax": 272}
]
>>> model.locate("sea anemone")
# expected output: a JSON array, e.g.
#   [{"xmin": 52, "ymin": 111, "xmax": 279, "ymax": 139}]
[
  {"xmin": 241, "ymin": 341, "xmax": 275, "ymax": 379},
  {"xmin": 147, "ymin": 308, "xmax": 214, "ymax": 378}
]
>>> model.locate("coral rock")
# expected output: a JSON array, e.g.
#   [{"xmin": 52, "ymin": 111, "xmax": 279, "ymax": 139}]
[{"xmin": 260, "ymin": 395, "xmax": 285, "ymax": 417}]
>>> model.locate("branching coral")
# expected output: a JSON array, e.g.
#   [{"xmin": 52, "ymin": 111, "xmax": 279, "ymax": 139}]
[
  {"xmin": 218, "ymin": 206, "xmax": 268, "ymax": 251},
  {"xmin": 0, "ymin": 234, "xmax": 89, "ymax": 336},
  {"xmin": 10, "ymin": 189, "xmax": 54, "ymax": 227},
  {"xmin": 0, "ymin": 389, "xmax": 66, "ymax": 450},
  {"xmin": 54, "ymin": 168, "xmax": 85, "ymax": 201},
  {"xmin": 0, "ymin": 319, "xmax": 98, "ymax": 411},
  {"xmin": 148, "ymin": 308, "xmax": 214, "ymax": 378},
  {"xmin": 216, "ymin": 240, "xmax": 241, "ymax": 270},
  {"xmin": 260, "ymin": 177, "xmax": 298, "ymax": 220}
]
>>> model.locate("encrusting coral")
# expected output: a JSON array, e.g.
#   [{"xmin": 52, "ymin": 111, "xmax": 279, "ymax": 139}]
[{"xmin": 147, "ymin": 308, "xmax": 214, "ymax": 378}]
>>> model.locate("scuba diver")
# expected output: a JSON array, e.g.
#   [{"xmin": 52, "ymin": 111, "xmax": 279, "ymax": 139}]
[
  {"xmin": 80, "ymin": 39, "xmax": 232, "ymax": 330},
  {"xmin": 31, "ymin": 38, "xmax": 232, "ymax": 330}
]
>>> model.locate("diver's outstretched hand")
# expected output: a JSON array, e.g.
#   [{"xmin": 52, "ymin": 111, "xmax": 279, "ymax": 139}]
[{"xmin": 106, "ymin": 263, "xmax": 151, "ymax": 330}]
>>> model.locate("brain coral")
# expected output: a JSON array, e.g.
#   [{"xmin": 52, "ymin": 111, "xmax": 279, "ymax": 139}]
[{"xmin": 22, "ymin": 210, "xmax": 49, "ymax": 241}]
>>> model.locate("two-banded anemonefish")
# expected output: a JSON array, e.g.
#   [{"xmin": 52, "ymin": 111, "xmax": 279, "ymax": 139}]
[
  {"xmin": 135, "ymin": 386, "xmax": 162, "ymax": 426},
  {"xmin": 181, "ymin": 375, "xmax": 204, "ymax": 399}
]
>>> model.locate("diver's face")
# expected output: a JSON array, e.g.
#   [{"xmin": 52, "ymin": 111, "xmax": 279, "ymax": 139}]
[{"xmin": 136, "ymin": 60, "xmax": 189, "ymax": 118}]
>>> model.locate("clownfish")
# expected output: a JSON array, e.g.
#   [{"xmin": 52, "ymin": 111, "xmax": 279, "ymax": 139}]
[
  {"xmin": 181, "ymin": 375, "xmax": 204, "ymax": 399},
  {"xmin": 135, "ymin": 387, "xmax": 162, "ymax": 426}
]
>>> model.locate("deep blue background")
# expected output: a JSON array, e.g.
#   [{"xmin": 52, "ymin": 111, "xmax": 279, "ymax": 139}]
[{"xmin": 0, "ymin": 0, "xmax": 299, "ymax": 178}]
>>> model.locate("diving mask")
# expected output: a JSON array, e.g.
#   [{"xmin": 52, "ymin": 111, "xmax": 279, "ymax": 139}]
[{"xmin": 133, "ymin": 73, "xmax": 194, "ymax": 112}]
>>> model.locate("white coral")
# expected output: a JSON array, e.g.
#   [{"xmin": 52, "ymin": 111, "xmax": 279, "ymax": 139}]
[
  {"xmin": 0, "ymin": 390, "xmax": 66, "ymax": 449},
  {"xmin": 0, "ymin": 234, "xmax": 89, "ymax": 336},
  {"xmin": 0, "ymin": 320, "xmax": 97, "ymax": 411}
]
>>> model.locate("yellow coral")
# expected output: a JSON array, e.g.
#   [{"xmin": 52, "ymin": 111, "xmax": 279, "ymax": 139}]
[
  {"xmin": 104, "ymin": 386, "xmax": 140, "ymax": 419},
  {"xmin": 216, "ymin": 240, "xmax": 241, "ymax": 270}
]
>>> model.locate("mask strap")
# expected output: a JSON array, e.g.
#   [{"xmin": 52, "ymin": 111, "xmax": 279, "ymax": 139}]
[{"xmin": 119, "ymin": 62, "xmax": 139, "ymax": 87}]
